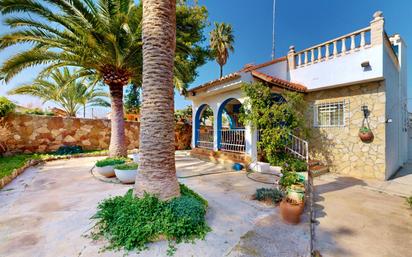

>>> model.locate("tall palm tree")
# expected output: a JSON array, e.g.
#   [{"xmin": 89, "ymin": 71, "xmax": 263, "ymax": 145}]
[
  {"xmin": 210, "ymin": 22, "xmax": 235, "ymax": 78},
  {"xmin": 0, "ymin": 0, "xmax": 142, "ymax": 157},
  {"xmin": 134, "ymin": 0, "xmax": 180, "ymax": 200},
  {"xmin": 8, "ymin": 68, "xmax": 108, "ymax": 117}
]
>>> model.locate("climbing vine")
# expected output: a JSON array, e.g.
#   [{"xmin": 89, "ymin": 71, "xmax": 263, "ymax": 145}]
[{"xmin": 239, "ymin": 82, "xmax": 310, "ymax": 165}]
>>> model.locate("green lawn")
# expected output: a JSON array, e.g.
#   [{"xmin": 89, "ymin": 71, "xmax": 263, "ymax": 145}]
[
  {"xmin": 0, "ymin": 154, "xmax": 33, "ymax": 180},
  {"xmin": 0, "ymin": 150, "xmax": 109, "ymax": 180}
]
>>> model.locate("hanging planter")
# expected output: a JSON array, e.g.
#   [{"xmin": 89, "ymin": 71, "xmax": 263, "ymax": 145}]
[{"xmin": 358, "ymin": 127, "xmax": 374, "ymax": 143}]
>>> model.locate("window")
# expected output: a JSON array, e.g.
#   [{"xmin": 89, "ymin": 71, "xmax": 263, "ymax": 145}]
[{"xmin": 314, "ymin": 101, "xmax": 347, "ymax": 127}]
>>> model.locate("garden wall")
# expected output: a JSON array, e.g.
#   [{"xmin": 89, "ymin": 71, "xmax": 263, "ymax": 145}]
[{"xmin": 4, "ymin": 114, "xmax": 191, "ymax": 154}]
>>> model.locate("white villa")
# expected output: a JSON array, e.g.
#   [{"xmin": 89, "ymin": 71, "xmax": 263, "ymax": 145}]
[{"xmin": 186, "ymin": 11, "xmax": 407, "ymax": 181}]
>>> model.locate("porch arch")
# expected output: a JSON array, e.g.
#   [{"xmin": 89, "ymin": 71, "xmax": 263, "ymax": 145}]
[
  {"xmin": 217, "ymin": 98, "xmax": 245, "ymax": 152},
  {"xmin": 194, "ymin": 104, "xmax": 214, "ymax": 149}
]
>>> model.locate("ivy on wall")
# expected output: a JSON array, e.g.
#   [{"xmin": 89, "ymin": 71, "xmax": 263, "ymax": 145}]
[{"xmin": 239, "ymin": 82, "xmax": 310, "ymax": 165}]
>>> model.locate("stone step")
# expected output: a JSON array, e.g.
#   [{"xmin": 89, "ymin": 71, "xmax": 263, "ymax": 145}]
[{"xmin": 309, "ymin": 165, "xmax": 329, "ymax": 177}]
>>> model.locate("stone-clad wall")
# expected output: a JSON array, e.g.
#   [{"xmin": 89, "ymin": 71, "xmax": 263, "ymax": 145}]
[
  {"xmin": 5, "ymin": 114, "xmax": 192, "ymax": 154},
  {"xmin": 305, "ymin": 81, "xmax": 386, "ymax": 180}
]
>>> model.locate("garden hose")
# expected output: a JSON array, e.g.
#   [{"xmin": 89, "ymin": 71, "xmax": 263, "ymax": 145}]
[{"xmin": 245, "ymin": 159, "xmax": 282, "ymax": 185}]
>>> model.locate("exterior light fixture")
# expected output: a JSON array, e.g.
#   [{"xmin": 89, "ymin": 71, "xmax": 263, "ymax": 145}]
[
  {"xmin": 361, "ymin": 61, "xmax": 370, "ymax": 68},
  {"xmin": 361, "ymin": 105, "xmax": 370, "ymax": 118}
]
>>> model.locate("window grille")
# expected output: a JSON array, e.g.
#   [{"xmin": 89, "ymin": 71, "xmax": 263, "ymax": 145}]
[{"xmin": 313, "ymin": 100, "xmax": 348, "ymax": 128}]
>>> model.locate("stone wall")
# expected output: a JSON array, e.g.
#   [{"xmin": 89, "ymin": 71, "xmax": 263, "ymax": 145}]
[
  {"xmin": 4, "ymin": 114, "xmax": 191, "ymax": 154},
  {"xmin": 305, "ymin": 81, "xmax": 386, "ymax": 180}
]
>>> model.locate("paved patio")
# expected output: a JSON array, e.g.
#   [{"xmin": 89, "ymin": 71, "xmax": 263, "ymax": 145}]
[
  {"xmin": 0, "ymin": 153, "xmax": 310, "ymax": 257},
  {"xmin": 313, "ymin": 174, "xmax": 412, "ymax": 257}
]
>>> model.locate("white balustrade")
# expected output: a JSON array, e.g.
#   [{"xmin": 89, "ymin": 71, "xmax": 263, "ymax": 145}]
[
  {"xmin": 294, "ymin": 27, "xmax": 371, "ymax": 68},
  {"xmin": 219, "ymin": 128, "xmax": 245, "ymax": 153},
  {"xmin": 341, "ymin": 38, "xmax": 346, "ymax": 55},
  {"xmin": 196, "ymin": 129, "xmax": 214, "ymax": 149}
]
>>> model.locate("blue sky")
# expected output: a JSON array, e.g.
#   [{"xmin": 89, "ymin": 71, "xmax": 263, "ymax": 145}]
[{"xmin": 0, "ymin": 0, "xmax": 411, "ymax": 115}]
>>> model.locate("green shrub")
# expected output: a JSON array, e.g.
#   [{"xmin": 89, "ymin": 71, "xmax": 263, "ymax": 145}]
[
  {"xmin": 114, "ymin": 163, "xmax": 138, "ymax": 170},
  {"xmin": 55, "ymin": 145, "xmax": 83, "ymax": 155},
  {"xmin": 24, "ymin": 108, "xmax": 54, "ymax": 116},
  {"xmin": 407, "ymin": 196, "xmax": 412, "ymax": 209},
  {"xmin": 96, "ymin": 157, "xmax": 127, "ymax": 167},
  {"xmin": 255, "ymin": 188, "xmax": 283, "ymax": 204},
  {"xmin": 0, "ymin": 97, "xmax": 15, "ymax": 117},
  {"xmin": 279, "ymin": 172, "xmax": 302, "ymax": 188},
  {"xmin": 91, "ymin": 186, "xmax": 210, "ymax": 255}
]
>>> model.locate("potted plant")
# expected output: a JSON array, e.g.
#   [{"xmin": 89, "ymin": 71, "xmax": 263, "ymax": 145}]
[
  {"xmin": 114, "ymin": 163, "xmax": 138, "ymax": 184},
  {"xmin": 358, "ymin": 126, "xmax": 374, "ymax": 143},
  {"xmin": 279, "ymin": 192, "xmax": 305, "ymax": 225},
  {"xmin": 132, "ymin": 153, "xmax": 139, "ymax": 163},
  {"xmin": 95, "ymin": 158, "xmax": 127, "ymax": 178}
]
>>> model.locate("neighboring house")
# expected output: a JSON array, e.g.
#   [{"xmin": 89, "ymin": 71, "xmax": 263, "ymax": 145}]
[{"xmin": 186, "ymin": 11, "xmax": 408, "ymax": 181}]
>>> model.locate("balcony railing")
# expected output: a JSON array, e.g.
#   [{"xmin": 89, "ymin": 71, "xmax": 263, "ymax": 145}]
[
  {"xmin": 293, "ymin": 26, "xmax": 371, "ymax": 69},
  {"xmin": 219, "ymin": 128, "xmax": 245, "ymax": 153}
]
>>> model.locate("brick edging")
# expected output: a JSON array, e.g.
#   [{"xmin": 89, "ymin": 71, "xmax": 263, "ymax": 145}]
[{"xmin": 0, "ymin": 152, "xmax": 113, "ymax": 189}]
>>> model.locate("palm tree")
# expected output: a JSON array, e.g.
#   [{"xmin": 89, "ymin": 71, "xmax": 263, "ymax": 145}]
[
  {"xmin": 0, "ymin": 0, "xmax": 142, "ymax": 157},
  {"xmin": 8, "ymin": 68, "xmax": 108, "ymax": 117},
  {"xmin": 210, "ymin": 22, "xmax": 235, "ymax": 78},
  {"xmin": 134, "ymin": 0, "xmax": 180, "ymax": 200}
]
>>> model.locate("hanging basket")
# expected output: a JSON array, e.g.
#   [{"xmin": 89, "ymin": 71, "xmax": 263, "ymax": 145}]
[{"xmin": 358, "ymin": 129, "xmax": 374, "ymax": 143}]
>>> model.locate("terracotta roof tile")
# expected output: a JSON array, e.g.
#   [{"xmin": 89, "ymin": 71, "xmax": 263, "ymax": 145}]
[
  {"xmin": 251, "ymin": 70, "xmax": 307, "ymax": 92},
  {"xmin": 241, "ymin": 57, "xmax": 287, "ymax": 72}
]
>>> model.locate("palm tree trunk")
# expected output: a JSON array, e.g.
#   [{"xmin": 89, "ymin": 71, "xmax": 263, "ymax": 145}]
[
  {"xmin": 220, "ymin": 64, "xmax": 223, "ymax": 78},
  {"xmin": 135, "ymin": 0, "xmax": 180, "ymax": 200},
  {"xmin": 108, "ymin": 84, "xmax": 127, "ymax": 157},
  {"xmin": 83, "ymin": 104, "xmax": 86, "ymax": 118}
]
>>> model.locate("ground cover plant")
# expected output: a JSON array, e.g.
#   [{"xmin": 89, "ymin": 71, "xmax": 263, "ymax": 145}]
[
  {"xmin": 91, "ymin": 184, "xmax": 210, "ymax": 255},
  {"xmin": 96, "ymin": 158, "xmax": 127, "ymax": 168},
  {"xmin": 254, "ymin": 188, "xmax": 283, "ymax": 204},
  {"xmin": 114, "ymin": 163, "xmax": 139, "ymax": 170}
]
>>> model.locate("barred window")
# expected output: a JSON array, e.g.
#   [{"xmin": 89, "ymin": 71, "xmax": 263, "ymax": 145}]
[{"xmin": 314, "ymin": 101, "xmax": 347, "ymax": 127}]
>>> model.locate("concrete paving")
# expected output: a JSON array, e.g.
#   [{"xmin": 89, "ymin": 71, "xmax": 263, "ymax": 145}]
[
  {"xmin": 313, "ymin": 175, "xmax": 412, "ymax": 257},
  {"xmin": 0, "ymin": 153, "xmax": 310, "ymax": 257}
]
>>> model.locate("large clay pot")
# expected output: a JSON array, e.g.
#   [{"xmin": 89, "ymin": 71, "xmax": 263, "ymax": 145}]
[
  {"xmin": 280, "ymin": 199, "xmax": 304, "ymax": 224},
  {"xmin": 359, "ymin": 131, "xmax": 374, "ymax": 143}
]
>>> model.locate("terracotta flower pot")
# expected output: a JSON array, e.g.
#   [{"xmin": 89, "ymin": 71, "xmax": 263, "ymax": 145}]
[
  {"xmin": 280, "ymin": 199, "xmax": 304, "ymax": 224},
  {"xmin": 359, "ymin": 131, "xmax": 374, "ymax": 143}
]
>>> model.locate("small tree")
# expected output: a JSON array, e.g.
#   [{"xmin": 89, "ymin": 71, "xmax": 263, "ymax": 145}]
[
  {"xmin": 240, "ymin": 82, "xmax": 309, "ymax": 165},
  {"xmin": 175, "ymin": 105, "xmax": 192, "ymax": 123},
  {"xmin": 124, "ymin": 84, "xmax": 141, "ymax": 114},
  {"xmin": 210, "ymin": 22, "xmax": 235, "ymax": 78}
]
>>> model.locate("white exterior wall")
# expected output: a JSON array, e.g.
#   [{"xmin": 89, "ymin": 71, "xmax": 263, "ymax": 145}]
[
  {"xmin": 384, "ymin": 37, "xmax": 408, "ymax": 179},
  {"xmin": 255, "ymin": 61, "xmax": 288, "ymax": 80},
  {"xmin": 190, "ymin": 82, "xmax": 258, "ymax": 160},
  {"xmin": 289, "ymin": 46, "xmax": 384, "ymax": 90}
]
